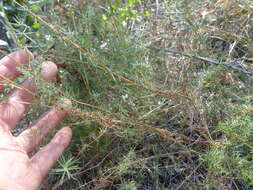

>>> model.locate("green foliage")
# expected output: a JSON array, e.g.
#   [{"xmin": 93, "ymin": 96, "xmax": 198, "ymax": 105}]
[
  {"xmin": 203, "ymin": 108, "xmax": 253, "ymax": 186},
  {"xmin": 4, "ymin": 0, "xmax": 253, "ymax": 189},
  {"xmin": 103, "ymin": 0, "xmax": 151, "ymax": 24},
  {"xmin": 52, "ymin": 156, "xmax": 80, "ymax": 185},
  {"xmin": 117, "ymin": 151, "xmax": 136, "ymax": 175},
  {"xmin": 2, "ymin": 0, "xmax": 51, "ymax": 45},
  {"xmin": 119, "ymin": 181, "xmax": 138, "ymax": 190}
]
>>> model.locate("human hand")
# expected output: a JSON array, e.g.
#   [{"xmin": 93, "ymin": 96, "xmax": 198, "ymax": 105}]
[{"xmin": 0, "ymin": 50, "xmax": 72, "ymax": 190}]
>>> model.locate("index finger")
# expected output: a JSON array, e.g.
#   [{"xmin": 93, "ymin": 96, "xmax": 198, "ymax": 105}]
[
  {"xmin": 31, "ymin": 127, "xmax": 72, "ymax": 180},
  {"xmin": 0, "ymin": 50, "xmax": 34, "ymax": 92}
]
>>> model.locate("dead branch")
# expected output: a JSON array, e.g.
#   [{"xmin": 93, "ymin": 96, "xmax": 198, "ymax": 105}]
[{"xmin": 148, "ymin": 45, "xmax": 253, "ymax": 76}]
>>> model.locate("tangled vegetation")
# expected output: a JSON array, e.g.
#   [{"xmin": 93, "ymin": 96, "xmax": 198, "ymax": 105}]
[{"xmin": 0, "ymin": 0, "xmax": 253, "ymax": 189}]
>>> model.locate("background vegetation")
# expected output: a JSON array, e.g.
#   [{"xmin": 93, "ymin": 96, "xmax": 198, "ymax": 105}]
[{"xmin": 1, "ymin": 0, "xmax": 253, "ymax": 189}]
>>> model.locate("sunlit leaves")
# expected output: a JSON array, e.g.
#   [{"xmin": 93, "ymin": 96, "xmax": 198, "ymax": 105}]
[{"xmin": 103, "ymin": 0, "xmax": 151, "ymax": 25}]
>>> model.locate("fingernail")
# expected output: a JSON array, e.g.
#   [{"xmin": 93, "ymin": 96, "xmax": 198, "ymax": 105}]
[
  {"xmin": 24, "ymin": 49, "xmax": 34, "ymax": 61},
  {"xmin": 56, "ymin": 98, "xmax": 72, "ymax": 112},
  {"xmin": 55, "ymin": 128, "xmax": 72, "ymax": 145},
  {"xmin": 61, "ymin": 127, "xmax": 72, "ymax": 136},
  {"xmin": 41, "ymin": 61, "xmax": 58, "ymax": 81}
]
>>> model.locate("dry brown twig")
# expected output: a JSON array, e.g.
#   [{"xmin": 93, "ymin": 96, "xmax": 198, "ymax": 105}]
[{"xmin": 148, "ymin": 45, "xmax": 253, "ymax": 76}]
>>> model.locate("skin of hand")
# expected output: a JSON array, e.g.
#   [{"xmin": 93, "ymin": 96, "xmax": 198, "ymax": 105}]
[{"xmin": 0, "ymin": 50, "xmax": 72, "ymax": 190}]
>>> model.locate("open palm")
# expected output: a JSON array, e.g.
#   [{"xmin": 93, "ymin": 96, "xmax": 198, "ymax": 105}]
[{"xmin": 0, "ymin": 50, "xmax": 72, "ymax": 190}]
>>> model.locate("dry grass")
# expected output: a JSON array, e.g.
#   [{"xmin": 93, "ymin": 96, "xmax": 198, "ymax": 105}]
[{"xmin": 1, "ymin": 0, "xmax": 253, "ymax": 189}]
